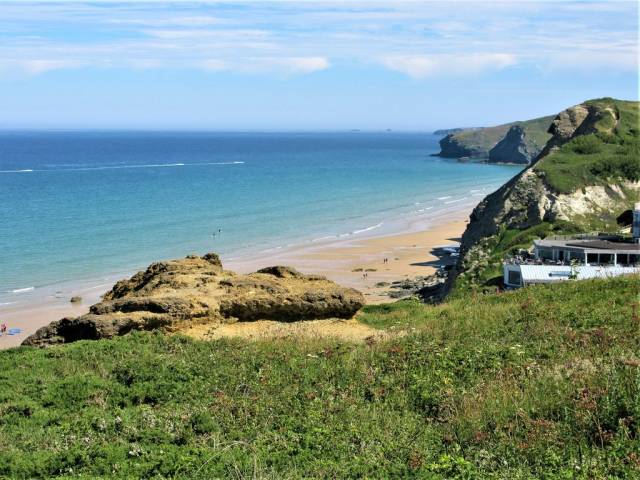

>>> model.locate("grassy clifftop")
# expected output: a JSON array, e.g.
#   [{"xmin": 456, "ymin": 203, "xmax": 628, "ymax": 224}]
[
  {"xmin": 535, "ymin": 98, "xmax": 639, "ymax": 193},
  {"xmin": 1, "ymin": 276, "xmax": 638, "ymax": 478},
  {"xmin": 450, "ymin": 98, "xmax": 640, "ymax": 293},
  {"xmin": 437, "ymin": 114, "xmax": 554, "ymax": 160}
]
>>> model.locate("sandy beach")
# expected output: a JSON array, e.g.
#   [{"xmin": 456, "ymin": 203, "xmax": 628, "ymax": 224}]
[
  {"xmin": 0, "ymin": 211, "xmax": 468, "ymax": 349},
  {"xmin": 225, "ymin": 216, "xmax": 467, "ymax": 302}
]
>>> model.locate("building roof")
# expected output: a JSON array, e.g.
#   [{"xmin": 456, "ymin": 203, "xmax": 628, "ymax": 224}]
[
  {"xmin": 565, "ymin": 240, "xmax": 640, "ymax": 251},
  {"xmin": 534, "ymin": 238, "xmax": 640, "ymax": 253},
  {"xmin": 518, "ymin": 265, "xmax": 640, "ymax": 283}
]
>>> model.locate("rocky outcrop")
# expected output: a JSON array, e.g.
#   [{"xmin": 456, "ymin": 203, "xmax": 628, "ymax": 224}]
[
  {"xmin": 433, "ymin": 128, "xmax": 465, "ymax": 136},
  {"xmin": 535, "ymin": 104, "xmax": 595, "ymax": 159},
  {"xmin": 488, "ymin": 125, "xmax": 535, "ymax": 164},
  {"xmin": 445, "ymin": 99, "xmax": 638, "ymax": 293},
  {"xmin": 435, "ymin": 115, "xmax": 554, "ymax": 161},
  {"xmin": 23, "ymin": 254, "xmax": 365, "ymax": 347},
  {"xmin": 437, "ymin": 130, "xmax": 486, "ymax": 159}
]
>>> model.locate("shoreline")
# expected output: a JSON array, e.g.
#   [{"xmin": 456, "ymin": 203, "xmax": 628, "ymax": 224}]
[
  {"xmin": 225, "ymin": 215, "xmax": 467, "ymax": 302},
  {"xmin": 0, "ymin": 205, "xmax": 471, "ymax": 349}
]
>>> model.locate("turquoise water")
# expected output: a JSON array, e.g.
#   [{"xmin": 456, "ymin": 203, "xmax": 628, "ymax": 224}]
[{"xmin": 0, "ymin": 131, "xmax": 519, "ymax": 306}]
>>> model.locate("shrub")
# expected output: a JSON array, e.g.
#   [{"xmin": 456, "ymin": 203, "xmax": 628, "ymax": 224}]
[{"xmin": 571, "ymin": 135, "xmax": 602, "ymax": 154}]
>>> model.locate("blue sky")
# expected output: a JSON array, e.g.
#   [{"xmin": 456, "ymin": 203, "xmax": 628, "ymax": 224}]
[{"xmin": 0, "ymin": 1, "xmax": 637, "ymax": 130}]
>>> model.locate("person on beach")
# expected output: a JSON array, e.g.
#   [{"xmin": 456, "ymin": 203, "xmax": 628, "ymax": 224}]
[{"xmin": 0, "ymin": 323, "xmax": 6, "ymax": 336}]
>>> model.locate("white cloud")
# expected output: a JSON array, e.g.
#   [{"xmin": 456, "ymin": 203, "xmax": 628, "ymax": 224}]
[
  {"xmin": 272, "ymin": 56, "xmax": 330, "ymax": 74},
  {"xmin": 143, "ymin": 28, "xmax": 271, "ymax": 40},
  {"xmin": 109, "ymin": 16, "xmax": 224, "ymax": 27},
  {"xmin": 197, "ymin": 56, "xmax": 330, "ymax": 75},
  {"xmin": 381, "ymin": 53, "xmax": 517, "ymax": 78},
  {"xmin": 16, "ymin": 59, "xmax": 85, "ymax": 75},
  {"xmin": 0, "ymin": 1, "xmax": 635, "ymax": 80},
  {"xmin": 199, "ymin": 59, "xmax": 228, "ymax": 71},
  {"xmin": 552, "ymin": 54, "xmax": 637, "ymax": 72}
]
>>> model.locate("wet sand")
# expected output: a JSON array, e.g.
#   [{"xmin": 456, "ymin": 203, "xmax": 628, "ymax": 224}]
[
  {"xmin": 0, "ymin": 213, "xmax": 467, "ymax": 349},
  {"xmin": 226, "ymin": 217, "xmax": 466, "ymax": 303}
]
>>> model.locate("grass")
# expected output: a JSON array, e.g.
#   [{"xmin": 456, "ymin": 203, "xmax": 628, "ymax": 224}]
[
  {"xmin": 1, "ymin": 276, "xmax": 639, "ymax": 478},
  {"xmin": 455, "ymin": 98, "xmax": 639, "ymax": 292},
  {"xmin": 453, "ymin": 221, "xmax": 583, "ymax": 293},
  {"xmin": 445, "ymin": 114, "xmax": 554, "ymax": 157},
  {"xmin": 535, "ymin": 99, "xmax": 639, "ymax": 194}
]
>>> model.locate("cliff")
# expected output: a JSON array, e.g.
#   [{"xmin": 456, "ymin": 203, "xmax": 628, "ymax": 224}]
[
  {"xmin": 436, "ymin": 114, "xmax": 555, "ymax": 162},
  {"xmin": 23, "ymin": 254, "xmax": 365, "ymax": 347},
  {"xmin": 488, "ymin": 125, "xmax": 536, "ymax": 164},
  {"xmin": 447, "ymin": 98, "xmax": 640, "ymax": 292},
  {"xmin": 433, "ymin": 127, "xmax": 465, "ymax": 136}
]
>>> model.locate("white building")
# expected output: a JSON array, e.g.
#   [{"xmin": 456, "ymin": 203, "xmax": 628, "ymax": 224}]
[
  {"xmin": 503, "ymin": 264, "xmax": 640, "ymax": 288},
  {"xmin": 633, "ymin": 202, "xmax": 640, "ymax": 242},
  {"xmin": 532, "ymin": 238, "xmax": 640, "ymax": 266},
  {"xmin": 502, "ymin": 205, "xmax": 640, "ymax": 288}
]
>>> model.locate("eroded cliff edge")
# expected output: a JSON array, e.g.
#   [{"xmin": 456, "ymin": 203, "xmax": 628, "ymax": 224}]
[
  {"xmin": 436, "ymin": 114, "xmax": 555, "ymax": 163},
  {"xmin": 446, "ymin": 98, "xmax": 640, "ymax": 292}
]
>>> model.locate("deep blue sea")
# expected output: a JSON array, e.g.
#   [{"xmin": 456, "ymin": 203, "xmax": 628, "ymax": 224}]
[{"xmin": 0, "ymin": 131, "xmax": 519, "ymax": 307}]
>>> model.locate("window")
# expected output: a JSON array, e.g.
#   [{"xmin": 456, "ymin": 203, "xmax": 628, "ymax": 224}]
[
  {"xmin": 569, "ymin": 250, "xmax": 584, "ymax": 261},
  {"xmin": 537, "ymin": 248, "xmax": 553, "ymax": 260},
  {"xmin": 508, "ymin": 270, "xmax": 521, "ymax": 286},
  {"xmin": 599, "ymin": 253, "xmax": 613, "ymax": 265}
]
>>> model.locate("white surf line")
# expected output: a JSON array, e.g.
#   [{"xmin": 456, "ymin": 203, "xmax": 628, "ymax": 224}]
[
  {"xmin": 9, "ymin": 286, "xmax": 35, "ymax": 294},
  {"xmin": 0, "ymin": 161, "xmax": 245, "ymax": 173},
  {"xmin": 352, "ymin": 222, "xmax": 383, "ymax": 235},
  {"xmin": 444, "ymin": 197, "xmax": 469, "ymax": 204}
]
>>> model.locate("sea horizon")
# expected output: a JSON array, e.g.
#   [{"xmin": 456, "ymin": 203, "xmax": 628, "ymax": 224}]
[{"xmin": 0, "ymin": 130, "xmax": 519, "ymax": 309}]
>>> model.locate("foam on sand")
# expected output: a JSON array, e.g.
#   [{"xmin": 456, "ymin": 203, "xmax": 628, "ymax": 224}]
[
  {"xmin": 352, "ymin": 222, "xmax": 383, "ymax": 235},
  {"xmin": 444, "ymin": 197, "xmax": 468, "ymax": 204},
  {"xmin": 10, "ymin": 287, "xmax": 35, "ymax": 294}
]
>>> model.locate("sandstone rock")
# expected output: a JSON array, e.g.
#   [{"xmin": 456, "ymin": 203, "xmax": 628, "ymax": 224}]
[
  {"xmin": 549, "ymin": 105, "xmax": 590, "ymax": 142},
  {"xmin": 23, "ymin": 254, "xmax": 364, "ymax": 347}
]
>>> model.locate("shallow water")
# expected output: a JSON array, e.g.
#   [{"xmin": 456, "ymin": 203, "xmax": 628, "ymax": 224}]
[{"xmin": 0, "ymin": 131, "xmax": 519, "ymax": 306}]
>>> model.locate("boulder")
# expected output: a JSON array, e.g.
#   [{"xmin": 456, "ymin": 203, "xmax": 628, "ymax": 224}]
[{"xmin": 23, "ymin": 254, "xmax": 365, "ymax": 347}]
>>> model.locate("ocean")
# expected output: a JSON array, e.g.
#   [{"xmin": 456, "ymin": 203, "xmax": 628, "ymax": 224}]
[{"xmin": 0, "ymin": 131, "xmax": 519, "ymax": 307}]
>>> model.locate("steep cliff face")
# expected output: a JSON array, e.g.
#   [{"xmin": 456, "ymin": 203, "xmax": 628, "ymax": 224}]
[
  {"xmin": 437, "ymin": 130, "xmax": 485, "ymax": 158},
  {"xmin": 447, "ymin": 98, "xmax": 640, "ymax": 293},
  {"xmin": 488, "ymin": 125, "xmax": 535, "ymax": 164},
  {"xmin": 436, "ymin": 115, "xmax": 554, "ymax": 161}
]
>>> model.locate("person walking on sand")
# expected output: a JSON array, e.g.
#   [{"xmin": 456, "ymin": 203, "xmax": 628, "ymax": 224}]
[{"xmin": 0, "ymin": 323, "xmax": 6, "ymax": 336}]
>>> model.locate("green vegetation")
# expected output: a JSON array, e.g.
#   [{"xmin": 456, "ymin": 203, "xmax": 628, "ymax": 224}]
[
  {"xmin": 454, "ymin": 98, "xmax": 639, "ymax": 294},
  {"xmin": 535, "ymin": 99, "xmax": 640, "ymax": 194},
  {"xmin": 1, "ymin": 276, "xmax": 639, "ymax": 478},
  {"xmin": 442, "ymin": 114, "xmax": 554, "ymax": 158},
  {"xmin": 453, "ymin": 221, "xmax": 583, "ymax": 293}
]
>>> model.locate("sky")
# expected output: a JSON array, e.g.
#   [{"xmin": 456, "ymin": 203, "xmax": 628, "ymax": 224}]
[{"xmin": 0, "ymin": 1, "xmax": 638, "ymax": 130}]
